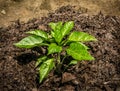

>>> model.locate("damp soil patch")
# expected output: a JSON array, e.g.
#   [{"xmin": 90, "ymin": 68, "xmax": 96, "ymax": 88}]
[{"xmin": 0, "ymin": 5, "xmax": 120, "ymax": 91}]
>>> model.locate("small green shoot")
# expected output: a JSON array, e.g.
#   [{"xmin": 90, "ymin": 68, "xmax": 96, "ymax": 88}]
[{"xmin": 14, "ymin": 21, "xmax": 97, "ymax": 83}]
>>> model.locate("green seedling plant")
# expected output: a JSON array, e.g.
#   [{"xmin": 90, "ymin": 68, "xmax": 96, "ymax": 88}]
[{"xmin": 14, "ymin": 21, "xmax": 97, "ymax": 83}]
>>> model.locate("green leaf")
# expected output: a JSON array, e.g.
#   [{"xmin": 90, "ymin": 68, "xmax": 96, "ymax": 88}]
[
  {"xmin": 61, "ymin": 21, "xmax": 74, "ymax": 37},
  {"xmin": 49, "ymin": 21, "xmax": 74, "ymax": 44},
  {"xmin": 51, "ymin": 30, "xmax": 55, "ymax": 38},
  {"xmin": 35, "ymin": 56, "xmax": 47, "ymax": 67},
  {"xmin": 14, "ymin": 35, "xmax": 43, "ymax": 48},
  {"xmin": 36, "ymin": 43, "xmax": 49, "ymax": 46},
  {"xmin": 49, "ymin": 22, "xmax": 63, "ymax": 31},
  {"xmin": 26, "ymin": 30, "xmax": 48, "ymax": 40},
  {"xmin": 53, "ymin": 29, "xmax": 62, "ymax": 44},
  {"xmin": 39, "ymin": 58, "xmax": 54, "ymax": 83},
  {"xmin": 68, "ymin": 31, "xmax": 97, "ymax": 42},
  {"xmin": 66, "ymin": 42, "xmax": 95, "ymax": 60},
  {"xmin": 47, "ymin": 37, "xmax": 55, "ymax": 43},
  {"xmin": 49, "ymin": 23, "xmax": 56, "ymax": 30},
  {"xmin": 69, "ymin": 60, "xmax": 78, "ymax": 65},
  {"xmin": 79, "ymin": 42, "xmax": 89, "ymax": 49},
  {"xmin": 48, "ymin": 43, "xmax": 62, "ymax": 55},
  {"xmin": 49, "ymin": 22, "xmax": 63, "ymax": 44}
]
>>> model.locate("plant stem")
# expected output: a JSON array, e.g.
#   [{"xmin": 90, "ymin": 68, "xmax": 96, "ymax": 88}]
[
  {"xmin": 57, "ymin": 53, "xmax": 61, "ymax": 64},
  {"xmin": 61, "ymin": 55, "xmax": 67, "ymax": 65},
  {"xmin": 56, "ymin": 53, "xmax": 62, "ymax": 73},
  {"xmin": 63, "ymin": 40, "xmax": 69, "ymax": 46}
]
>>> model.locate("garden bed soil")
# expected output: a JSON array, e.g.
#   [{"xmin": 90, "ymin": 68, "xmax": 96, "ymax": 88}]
[{"xmin": 0, "ymin": 6, "xmax": 120, "ymax": 91}]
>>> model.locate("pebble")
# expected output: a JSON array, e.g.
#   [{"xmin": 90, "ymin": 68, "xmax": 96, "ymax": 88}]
[
  {"xmin": 1, "ymin": 10, "xmax": 6, "ymax": 15},
  {"xmin": 72, "ymin": 79, "xmax": 79, "ymax": 85},
  {"xmin": 32, "ymin": 88, "xmax": 38, "ymax": 91}
]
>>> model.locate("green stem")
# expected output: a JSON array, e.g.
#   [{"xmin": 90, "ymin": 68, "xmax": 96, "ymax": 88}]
[
  {"xmin": 63, "ymin": 40, "xmax": 69, "ymax": 46},
  {"xmin": 57, "ymin": 53, "xmax": 61, "ymax": 64},
  {"xmin": 56, "ymin": 53, "xmax": 68, "ymax": 73},
  {"xmin": 61, "ymin": 55, "xmax": 67, "ymax": 65},
  {"xmin": 56, "ymin": 53, "xmax": 62, "ymax": 73}
]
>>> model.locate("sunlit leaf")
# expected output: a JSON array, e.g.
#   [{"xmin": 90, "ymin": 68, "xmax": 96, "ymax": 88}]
[
  {"xmin": 49, "ymin": 21, "xmax": 74, "ymax": 44},
  {"xmin": 49, "ymin": 22, "xmax": 63, "ymax": 44},
  {"xmin": 54, "ymin": 30, "xmax": 63, "ymax": 44},
  {"xmin": 68, "ymin": 31, "xmax": 97, "ymax": 42},
  {"xmin": 35, "ymin": 56, "xmax": 47, "ymax": 67},
  {"xmin": 39, "ymin": 58, "xmax": 54, "ymax": 83},
  {"xmin": 49, "ymin": 22, "xmax": 63, "ymax": 31},
  {"xmin": 26, "ymin": 30, "xmax": 48, "ymax": 40},
  {"xmin": 69, "ymin": 60, "xmax": 78, "ymax": 65},
  {"xmin": 79, "ymin": 42, "xmax": 89, "ymax": 49},
  {"xmin": 61, "ymin": 21, "xmax": 74, "ymax": 37},
  {"xmin": 48, "ymin": 43, "xmax": 62, "ymax": 55},
  {"xmin": 66, "ymin": 42, "xmax": 95, "ymax": 60},
  {"xmin": 14, "ymin": 35, "xmax": 43, "ymax": 48},
  {"xmin": 51, "ymin": 30, "xmax": 55, "ymax": 38}
]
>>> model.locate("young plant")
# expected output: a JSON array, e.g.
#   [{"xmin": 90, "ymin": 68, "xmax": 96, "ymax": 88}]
[{"xmin": 14, "ymin": 21, "xmax": 97, "ymax": 83}]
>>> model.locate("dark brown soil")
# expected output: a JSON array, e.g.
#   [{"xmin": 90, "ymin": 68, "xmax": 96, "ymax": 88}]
[{"xmin": 0, "ymin": 6, "xmax": 120, "ymax": 91}]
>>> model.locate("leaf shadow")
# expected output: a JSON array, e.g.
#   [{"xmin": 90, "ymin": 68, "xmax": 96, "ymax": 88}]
[{"xmin": 15, "ymin": 53, "xmax": 38, "ymax": 65}]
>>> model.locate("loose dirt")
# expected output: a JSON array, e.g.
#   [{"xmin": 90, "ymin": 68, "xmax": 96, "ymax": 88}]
[{"xmin": 0, "ymin": 0, "xmax": 120, "ymax": 27}]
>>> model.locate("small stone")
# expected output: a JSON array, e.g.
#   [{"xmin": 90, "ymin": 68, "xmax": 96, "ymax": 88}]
[
  {"xmin": 38, "ymin": 25, "xmax": 47, "ymax": 30},
  {"xmin": 72, "ymin": 79, "xmax": 79, "ymax": 85},
  {"xmin": 1, "ymin": 10, "xmax": 6, "ymax": 15},
  {"xmin": 32, "ymin": 88, "xmax": 38, "ymax": 91},
  {"xmin": 62, "ymin": 72, "xmax": 76, "ymax": 83}
]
